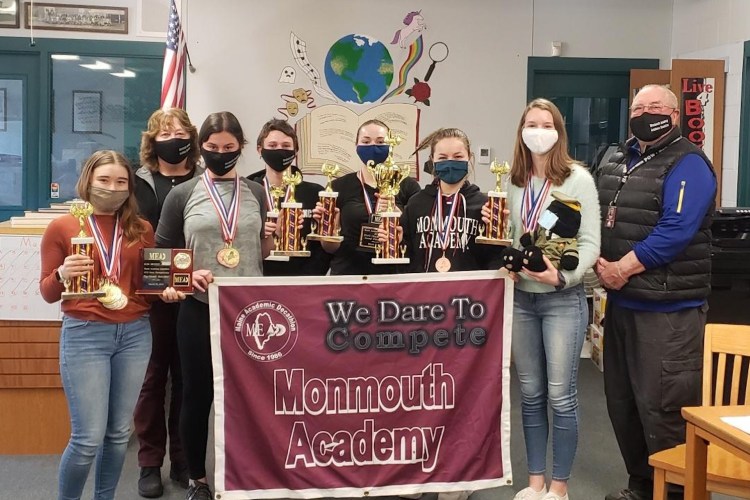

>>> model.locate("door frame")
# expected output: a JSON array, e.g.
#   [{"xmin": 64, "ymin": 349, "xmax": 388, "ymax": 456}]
[{"xmin": 738, "ymin": 40, "xmax": 750, "ymax": 206}]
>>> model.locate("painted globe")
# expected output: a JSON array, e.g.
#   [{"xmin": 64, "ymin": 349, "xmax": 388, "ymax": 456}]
[{"xmin": 324, "ymin": 34, "xmax": 394, "ymax": 104}]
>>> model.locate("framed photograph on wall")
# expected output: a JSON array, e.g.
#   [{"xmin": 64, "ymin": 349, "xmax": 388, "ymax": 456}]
[
  {"xmin": 24, "ymin": 2, "xmax": 128, "ymax": 34},
  {"xmin": 0, "ymin": 88, "xmax": 6, "ymax": 131},
  {"xmin": 0, "ymin": 0, "xmax": 20, "ymax": 28},
  {"xmin": 72, "ymin": 90, "xmax": 102, "ymax": 134}
]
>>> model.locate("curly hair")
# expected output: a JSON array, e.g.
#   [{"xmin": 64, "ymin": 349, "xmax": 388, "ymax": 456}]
[{"xmin": 139, "ymin": 108, "xmax": 199, "ymax": 172}]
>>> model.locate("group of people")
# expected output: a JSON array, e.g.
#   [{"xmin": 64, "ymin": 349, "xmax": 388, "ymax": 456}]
[{"xmin": 39, "ymin": 83, "xmax": 716, "ymax": 500}]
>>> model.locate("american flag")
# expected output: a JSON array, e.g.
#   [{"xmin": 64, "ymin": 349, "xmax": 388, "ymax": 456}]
[{"xmin": 161, "ymin": 0, "xmax": 186, "ymax": 109}]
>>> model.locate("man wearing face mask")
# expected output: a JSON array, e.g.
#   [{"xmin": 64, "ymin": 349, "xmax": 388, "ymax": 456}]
[
  {"xmin": 247, "ymin": 118, "xmax": 330, "ymax": 276},
  {"xmin": 596, "ymin": 85, "xmax": 716, "ymax": 500},
  {"xmin": 133, "ymin": 108, "xmax": 201, "ymax": 497}
]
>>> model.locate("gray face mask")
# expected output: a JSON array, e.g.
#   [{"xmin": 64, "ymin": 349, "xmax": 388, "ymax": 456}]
[{"xmin": 89, "ymin": 186, "xmax": 129, "ymax": 213}]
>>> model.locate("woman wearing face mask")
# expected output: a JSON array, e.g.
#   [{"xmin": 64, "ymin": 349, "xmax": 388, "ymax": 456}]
[
  {"xmin": 247, "ymin": 118, "xmax": 330, "ymax": 276},
  {"xmin": 313, "ymin": 119, "xmax": 420, "ymax": 275},
  {"xmin": 156, "ymin": 111, "xmax": 272, "ymax": 500},
  {"xmin": 485, "ymin": 99, "xmax": 600, "ymax": 500},
  {"xmin": 401, "ymin": 128, "xmax": 503, "ymax": 274},
  {"xmin": 40, "ymin": 150, "xmax": 184, "ymax": 500},
  {"xmin": 132, "ymin": 107, "xmax": 200, "ymax": 497}
]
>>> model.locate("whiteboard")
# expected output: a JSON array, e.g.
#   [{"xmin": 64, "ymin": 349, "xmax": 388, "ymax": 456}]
[{"xmin": 0, "ymin": 235, "xmax": 62, "ymax": 321}]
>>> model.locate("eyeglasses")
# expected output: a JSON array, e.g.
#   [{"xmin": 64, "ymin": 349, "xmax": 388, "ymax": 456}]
[{"xmin": 630, "ymin": 103, "xmax": 675, "ymax": 115}]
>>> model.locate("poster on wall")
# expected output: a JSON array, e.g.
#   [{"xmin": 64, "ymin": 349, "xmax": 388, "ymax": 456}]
[
  {"xmin": 209, "ymin": 272, "xmax": 513, "ymax": 499},
  {"xmin": 680, "ymin": 77, "xmax": 715, "ymax": 162}
]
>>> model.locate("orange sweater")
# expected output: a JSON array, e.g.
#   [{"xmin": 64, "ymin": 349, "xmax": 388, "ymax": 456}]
[{"xmin": 40, "ymin": 214, "xmax": 154, "ymax": 323}]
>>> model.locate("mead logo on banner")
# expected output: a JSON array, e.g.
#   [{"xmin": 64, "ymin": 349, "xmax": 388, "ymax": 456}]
[{"xmin": 209, "ymin": 272, "xmax": 514, "ymax": 500}]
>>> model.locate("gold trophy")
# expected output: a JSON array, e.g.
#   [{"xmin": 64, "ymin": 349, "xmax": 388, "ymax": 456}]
[
  {"xmin": 477, "ymin": 159, "xmax": 512, "ymax": 246},
  {"xmin": 265, "ymin": 185, "xmax": 290, "ymax": 262},
  {"xmin": 308, "ymin": 162, "xmax": 343, "ymax": 243},
  {"xmin": 370, "ymin": 131, "xmax": 410, "ymax": 265},
  {"xmin": 270, "ymin": 171, "xmax": 311, "ymax": 258},
  {"xmin": 61, "ymin": 202, "xmax": 105, "ymax": 299}
]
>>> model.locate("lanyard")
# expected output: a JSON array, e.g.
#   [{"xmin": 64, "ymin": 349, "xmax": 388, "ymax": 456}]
[
  {"xmin": 357, "ymin": 170, "xmax": 377, "ymax": 215},
  {"xmin": 609, "ymin": 138, "xmax": 678, "ymax": 207}
]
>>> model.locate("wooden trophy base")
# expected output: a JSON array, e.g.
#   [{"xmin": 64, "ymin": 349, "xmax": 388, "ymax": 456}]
[
  {"xmin": 306, "ymin": 233, "xmax": 343, "ymax": 243},
  {"xmin": 271, "ymin": 250, "xmax": 311, "ymax": 258},
  {"xmin": 475, "ymin": 236, "xmax": 512, "ymax": 246},
  {"xmin": 372, "ymin": 257, "xmax": 410, "ymax": 265},
  {"xmin": 61, "ymin": 290, "xmax": 106, "ymax": 300},
  {"xmin": 265, "ymin": 254, "xmax": 291, "ymax": 261}
]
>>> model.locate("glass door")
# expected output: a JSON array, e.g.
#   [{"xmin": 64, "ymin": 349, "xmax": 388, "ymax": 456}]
[{"xmin": 0, "ymin": 54, "xmax": 39, "ymax": 221}]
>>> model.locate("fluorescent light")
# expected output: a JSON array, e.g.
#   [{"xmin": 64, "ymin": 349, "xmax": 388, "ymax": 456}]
[
  {"xmin": 110, "ymin": 69, "xmax": 136, "ymax": 78},
  {"xmin": 51, "ymin": 54, "xmax": 80, "ymax": 61},
  {"xmin": 79, "ymin": 61, "xmax": 112, "ymax": 70}
]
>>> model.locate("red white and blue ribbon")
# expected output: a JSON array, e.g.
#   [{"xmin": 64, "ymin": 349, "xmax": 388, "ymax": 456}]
[
  {"xmin": 426, "ymin": 188, "xmax": 465, "ymax": 271},
  {"xmin": 87, "ymin": 214, "xmax": 123, "ymax": 283},
  {"xmin": 520, "ymin": 177, "xmax": 551, "ymax": 232},
  {"xmin": 263, "ymin": 176, "xmax": 291, "ymax": 211},
  {"xmin": 202, "ymin": 171, "xmax": 240, "ymax": 244}
]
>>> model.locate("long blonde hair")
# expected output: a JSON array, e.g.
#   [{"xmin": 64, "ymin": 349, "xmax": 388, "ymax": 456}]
[
  {"xmin": 76, "ymin": 150, "xmax": 149, "ymax": 243},
  {"xmin": 510, "ymin": 98, "xmax": 575, "ymax": 187}
]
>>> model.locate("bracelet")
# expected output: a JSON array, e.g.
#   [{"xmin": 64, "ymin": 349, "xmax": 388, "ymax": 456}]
[{"xmin": 615, "ymin": 262, "xmax": 627, "ymax": 281}]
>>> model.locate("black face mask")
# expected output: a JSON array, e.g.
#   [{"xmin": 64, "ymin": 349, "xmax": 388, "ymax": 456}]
[
  {"xmin": 261, "ymin": 148, "xmax": 296, "ymax": 172},
  {"xmin": 201, "ymin": 148, "xmax": 241, "ymax": 176},
  {"xmin": 629, "ymin": 112, "xmax": 673, "ymax": 143},
  {"xmin": 154, "ymin": 137, "xmax": 192, "ymax": 165}
]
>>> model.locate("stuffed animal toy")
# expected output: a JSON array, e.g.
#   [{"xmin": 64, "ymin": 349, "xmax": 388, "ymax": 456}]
[{"xmin": 501, "ymin": 191, "xmax": 581, "ymax": 273}]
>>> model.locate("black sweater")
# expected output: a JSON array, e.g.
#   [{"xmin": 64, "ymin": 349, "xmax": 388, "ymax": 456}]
[
  {"xmin": 401, "ymin": 182, "xmax": 503, "ymax": 273},
  {"xmin": 247, "ymin": 167, "xmax": 331, "ymax": 276}
]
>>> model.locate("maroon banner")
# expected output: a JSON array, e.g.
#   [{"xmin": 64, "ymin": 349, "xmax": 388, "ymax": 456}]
[{"xmin": 209, "ymin": 272, "xmax": 513, "ymax": 499}]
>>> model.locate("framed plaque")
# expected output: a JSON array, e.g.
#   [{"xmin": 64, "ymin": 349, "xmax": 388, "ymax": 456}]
[{"xmin": 137, "ymin": 248, "xmax": 194, "ymax": 295}]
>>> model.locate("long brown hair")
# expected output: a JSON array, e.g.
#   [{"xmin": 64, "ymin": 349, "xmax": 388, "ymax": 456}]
[
  {"xmin": 76, "ymin": 150, "xmax": 149, "ymax": 243},
  {"xmin": 139, "ymin": 108, "xmax": 200, "ymax": 172},
  {"xmin": 414, "ymin": 127, "xmax": 473, "ymax": 160},
  {"xmin": 256, "ymin": 118, "xmax": 298, "ymax": 151},
  {"xmin": 510, "ymin": 98, "xmax": 576, "ymax": 187},
  {"xmin": 356, "ymin": 119, "xmax": 389, "ymax": 143}
]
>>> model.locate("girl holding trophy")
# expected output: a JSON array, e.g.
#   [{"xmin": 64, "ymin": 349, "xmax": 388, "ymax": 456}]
[
  {"xmin": 40, "ymin": 150, "xmax": 183, "ymax": 500},
  {"xmin": 156, "ymin": 111, "xmax": 272, "ymax": 500},
  {"xmin": 486, "ymin": 99, "xmax": 600, "ymax": 500},
  {"xmin": 401, "ymin": 128, "xmax": 503, "ymax": 273},
  {"xmin": 313, "ymin": 119, "xmax": 420, "ymax": 275}
]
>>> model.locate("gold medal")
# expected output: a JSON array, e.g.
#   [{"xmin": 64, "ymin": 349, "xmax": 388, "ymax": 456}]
[
  {"xmin": 217, "ymin": 246, "xmax": 240, "ymax": 268},
  {"xmin": 435, "ymin": 255, "xmax": 451, "ymax": 273},
  {"xmin": 98, "ymin": 282, "xmax": 128, "ymax": 310}
]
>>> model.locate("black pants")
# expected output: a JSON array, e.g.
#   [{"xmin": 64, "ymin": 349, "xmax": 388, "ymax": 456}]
[
  {"xmin": 603, "ymin": 301, "xmax": 706, "ymax": 494},
  {"xmin": 176, "ymin": 296, "xmax": 213, "ymax": 480}
]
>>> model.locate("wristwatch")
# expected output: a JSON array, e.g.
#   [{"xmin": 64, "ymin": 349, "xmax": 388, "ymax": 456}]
[
  {"xmin": 554, "ymin": 270, "xmax": 567, "ymax": 291},
  {"xmin": 55, "ymin": 268, "xmax": 65, "ymax": 284}
]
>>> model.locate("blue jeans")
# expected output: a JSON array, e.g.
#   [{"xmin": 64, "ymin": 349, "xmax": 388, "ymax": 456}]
[
  {"xmin": 512, "ymin": 284, "xmax": 587, "ymax": 481},
  {"xmin": 58, "ymin": 315, "xmax": 152, "ymax": 500}
]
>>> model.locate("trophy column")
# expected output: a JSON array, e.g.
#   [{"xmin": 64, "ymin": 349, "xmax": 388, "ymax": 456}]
[
  {"xmin": 476, "ymin": 159, "xmax": 512, "ymax": 246},
  {"xmin": 62, "ymin": 202, "xmax": 105, "ymax": 300},
  {"xmin": 270, "ymin": 171, "xmax": 311, "ymax": 258},
  {"xmin": 309, "ymin": 162, "xmax": 343, "ymax": 243}
]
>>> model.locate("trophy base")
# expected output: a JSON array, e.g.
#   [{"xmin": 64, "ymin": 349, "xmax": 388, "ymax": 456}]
[
  {"xmin": 265, "ymin": 255, "xmax": 291, "ymax": 262},
  {"xmin": 372, "ymin": 257, "xmax": 410, "ymax": 265},
  {"xmin": 271, "ymin": 250, "xmax": 311, "ymax": 258},
  {"xmin": 61, "ymin": 290, "xmax": 106, "ymax": 300},
  {"xmin": 306, "ymin": 233, "xmax": 344, "ymax": 243},
  {"xmin": 475, "ymin": 236, "xmax": 513, "ymax": 246},
  {"xmin": 136, "ymin": 290, "xmax": 194, "ymax": 296}
]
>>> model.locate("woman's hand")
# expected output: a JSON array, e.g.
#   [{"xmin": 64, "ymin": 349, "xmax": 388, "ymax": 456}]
[
  {"xmin": 160, "ymin": 286, "xmax": 186, "ymax": 303},
  {"xmin": 192, "ymin": 269, "xmax": 214, "ymax": 293},
  {"xmin": 377, "ymin": 224, "xmax": 403, "ymax": 245},
  {"xmin": 264, "ymin": 219, "xmax": 278, "ymax": 240},
  {"xmin": 521, "ymin": 255, "xmax": 560, "ymax": 286},
  {"xmin": 312, "ymin": 202, "xmax": 340, "ymax": 233},
  {"xmin": 58, "ymin": 253, "xmax": 94, "ymax": 281},
  {"xmin": 481, "ymin": 203, "xmax": 510, "ymax": 226}
]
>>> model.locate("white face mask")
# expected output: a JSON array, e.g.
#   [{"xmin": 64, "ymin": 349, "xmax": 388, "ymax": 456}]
[{"xmin": 522, "ymin": 128, "xmax": 559, "ymax": 155}]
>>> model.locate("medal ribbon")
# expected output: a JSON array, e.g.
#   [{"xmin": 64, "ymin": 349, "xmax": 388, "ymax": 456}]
[
  {"xmin": 87, "ymin": 215, "xmax": 123, "ymax": 283},
  {"xmin": 521, "ymin": 177, "xmax": 552, "ymax": 232},
  {"xmin": 357, "ymin": 170, "xmax": 376, "ymax": 215},
  {"xmin": 263, "ymin": 176, "xmax": 291, "ymax": 211},
  {"xmin": 426, "ymin": 188, "xmax": 464, "ymax": 271},
  {"xmin": 202, "ymin": 171, "xmax": 240, "ymax": 245}
]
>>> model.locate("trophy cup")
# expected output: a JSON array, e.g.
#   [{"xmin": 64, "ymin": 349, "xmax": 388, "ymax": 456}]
[
  {"xmin": 61, "ymin": 202, "xmax": 105, "ymax": 300},
  {"xmin": 476, "ymin": 159, "xmax": 512, "ymax": 246},
  {"xmin": 270, "ymin": 171, "xmax": 311, "ymax": 258},
  {"xmin": 308, "ymin": 162, "xmax": 343, "ymax": 243},
  {"xmin": 137, "ymin": 248, "xmax": 194, "ymax": 295},
  {"xmin": 265, "ymin": 185, "xmax": 290, "ymax": 261},
  {"xmin": 370, "ymin": 131, "xmax": 410, "ymax": 265}
]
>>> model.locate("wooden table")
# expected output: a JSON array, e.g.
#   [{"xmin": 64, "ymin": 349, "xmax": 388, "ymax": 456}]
[{"xmin": 682, "ymin": 405, "xmax": 750, "ymax": 500}]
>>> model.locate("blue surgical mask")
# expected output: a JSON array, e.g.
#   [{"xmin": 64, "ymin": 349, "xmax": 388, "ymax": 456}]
[
  {"xmin": 356, "ymin": 144, "xmax": 390, "ymax": 166},
  {"xmin": 433, "ymin": 160, "xmax": 469, "ymax": 184}
]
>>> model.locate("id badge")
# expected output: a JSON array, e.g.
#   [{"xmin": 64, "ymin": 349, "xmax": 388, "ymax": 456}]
[{"xmin": 605, "ymin": 206, "xmax": 617, "ymax": 228}]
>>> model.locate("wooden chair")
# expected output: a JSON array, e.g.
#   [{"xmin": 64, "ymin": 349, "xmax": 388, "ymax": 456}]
[{"xmin": 649, "ymin": 323, "xmax": 750, "ymax": 499}]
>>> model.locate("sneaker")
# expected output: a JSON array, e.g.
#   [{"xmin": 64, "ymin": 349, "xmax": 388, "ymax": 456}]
[
  {"xmin": 170, "ymin": 463, "xmax": 189, "ymax": 489},
  {"xmin": 542, "ymin": 492, "xmax": 569, "ymax": 500},
  {"xmin": 186, "ymin": 481, "xmax": 212, "ymax": 500},
  {"xmin": 514, "ymin": 486, "xmax": 548, "ymax": 500},
  {"xmin": 138, "ymin": 467, "xmax": 163, "ymax": 498},
  {"xmin": 605, "ymin": 489, "xmax": 651, "ymax": 500}
]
